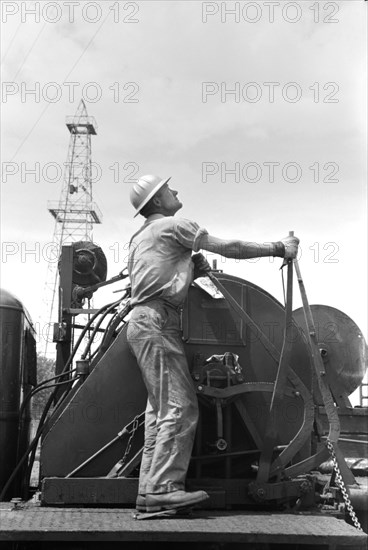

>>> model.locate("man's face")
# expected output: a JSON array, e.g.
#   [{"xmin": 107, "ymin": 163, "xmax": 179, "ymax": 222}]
[{"xmin": 156, "ymin": 184, "xmax": 182, "ymax": 216}]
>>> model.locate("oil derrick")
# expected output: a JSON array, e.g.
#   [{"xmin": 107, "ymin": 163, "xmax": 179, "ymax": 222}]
[{"xmin": 42, "ymin": 100, "xmax": 102, "ymax": 355}]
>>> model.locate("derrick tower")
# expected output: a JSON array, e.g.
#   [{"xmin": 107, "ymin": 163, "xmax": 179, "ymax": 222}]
[{"xmin": 42, "ymin": 100, "xmax": 102, "ymax": 355}]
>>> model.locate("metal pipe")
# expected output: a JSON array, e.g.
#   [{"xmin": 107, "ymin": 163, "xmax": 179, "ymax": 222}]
[
  {"xmin": 321, "ymin": 436, "xmax": 368, "ymax": 445},
  {"xmin": 190, "ymin": 446, "xmax": 287, "ymax": 462}
]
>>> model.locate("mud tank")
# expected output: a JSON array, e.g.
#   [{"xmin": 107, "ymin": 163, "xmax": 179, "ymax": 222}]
[{"xmin": 0, "ymin": 242, "xmax": 367, "ymax": 550}]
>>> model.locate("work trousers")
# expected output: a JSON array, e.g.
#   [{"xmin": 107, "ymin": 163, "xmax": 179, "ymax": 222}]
[{"xmin": 127, "ymin": 300, "xmax": 198, "ymax": 494}]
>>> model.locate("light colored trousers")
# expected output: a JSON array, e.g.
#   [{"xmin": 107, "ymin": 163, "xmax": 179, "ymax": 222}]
[{"xmin": 127, "ymin": 300, "xmax": 198, "ymax": 494}]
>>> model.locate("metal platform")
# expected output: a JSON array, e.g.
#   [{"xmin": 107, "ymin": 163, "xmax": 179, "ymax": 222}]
[{"xmin": 0, "ymin": 502, "xmax": 366, "ymax": 548}]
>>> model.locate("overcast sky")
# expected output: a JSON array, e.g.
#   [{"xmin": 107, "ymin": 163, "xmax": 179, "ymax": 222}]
[{"xmin": 1, "ymin": 0, "xmax": 367, "ymax": 382}]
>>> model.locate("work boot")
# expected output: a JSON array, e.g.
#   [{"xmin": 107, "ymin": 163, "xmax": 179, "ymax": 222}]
[
  {"xmin": 145, "ymin": 490, "xmax": 209, "ymax": 512},
  {"xmin": 135, "ymin": 494, "xmax": 146, "ymax": 512}
]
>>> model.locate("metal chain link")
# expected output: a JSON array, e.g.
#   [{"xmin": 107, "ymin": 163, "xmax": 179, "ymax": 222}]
[
  {"xmin": 119, "ymin": 415, "xmax": 140, "ymax": 470},
  {"xmin": 326, "ymin": 438, "xmax": 362, "ymax": 531}
]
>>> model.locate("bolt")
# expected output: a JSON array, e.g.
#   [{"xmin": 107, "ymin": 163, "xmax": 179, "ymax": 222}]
[{"xmin": 216, "ymin": 438, "xmax": 228, "ymax": 451}]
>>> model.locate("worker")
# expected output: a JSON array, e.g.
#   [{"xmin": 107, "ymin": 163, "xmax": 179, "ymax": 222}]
[{"xmin": 126, "ymin": 174, "xmax": 299, "ymax": 514}]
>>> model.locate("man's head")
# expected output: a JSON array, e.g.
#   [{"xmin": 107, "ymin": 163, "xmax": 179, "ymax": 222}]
[{"xmin": 130, "ymin": 174, "xmax": 182, "ymax": 218}]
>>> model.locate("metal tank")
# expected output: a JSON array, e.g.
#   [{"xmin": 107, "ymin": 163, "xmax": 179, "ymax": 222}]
[{"xmin": 0, "ymin": 289, "xmax": 37, "ymax": 499}]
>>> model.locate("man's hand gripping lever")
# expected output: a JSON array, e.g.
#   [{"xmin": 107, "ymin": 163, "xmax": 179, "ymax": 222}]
[
  {"xmin": 280, "ymin": 231, "xmax": 299, "ymax": 268},
  {"xmin": 192, "ymin": 252, "xmax": 211, "ymax": 280}
]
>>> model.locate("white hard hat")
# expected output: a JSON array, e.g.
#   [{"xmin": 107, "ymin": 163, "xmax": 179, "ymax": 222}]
[{"xmin": 130, "ymin": 174, "xmax": 171, "ymax": 217}]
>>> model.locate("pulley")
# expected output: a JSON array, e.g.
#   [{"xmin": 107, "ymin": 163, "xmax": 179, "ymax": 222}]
[
  {"xmin": 71, "ymin": 241, "xmax": 107, "ymax": 287},
  {"xmin": 58, "ymin": 241, "xmax": 107, "ymax": 288}
]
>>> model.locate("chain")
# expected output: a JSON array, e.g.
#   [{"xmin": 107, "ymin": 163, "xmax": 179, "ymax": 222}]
[
  {"xmin": 326, "ymin": 438, "xmax": 362, "ymax": 531},
  {"xmin": 119, "ymin": 415, "xmax": 140, "ymax": 470}
]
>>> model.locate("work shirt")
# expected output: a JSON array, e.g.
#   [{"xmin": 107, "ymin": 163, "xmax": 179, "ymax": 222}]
[{"xmin": 128, "ymin": 214, "xmax": 208, "ymax": 307}]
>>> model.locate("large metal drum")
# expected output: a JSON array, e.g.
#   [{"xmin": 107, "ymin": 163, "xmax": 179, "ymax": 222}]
[{"xmin": 184, "ymin": 274, "xmax": 313, "ymax": 479}]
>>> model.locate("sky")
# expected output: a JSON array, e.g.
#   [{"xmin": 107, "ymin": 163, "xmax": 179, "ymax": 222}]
[{"xmin": 1, "ymin": 1, "xmax": 367, "ymax": 400}]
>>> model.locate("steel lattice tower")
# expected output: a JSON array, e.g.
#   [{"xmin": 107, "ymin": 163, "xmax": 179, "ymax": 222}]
[{"xmin": 42, "ymin": 100, "xmax": 102, "ymax": 355}]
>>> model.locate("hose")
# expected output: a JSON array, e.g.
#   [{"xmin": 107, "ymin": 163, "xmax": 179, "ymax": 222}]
[
  {"xmin": 89, "ymin": 298, "xmax": 132, "ymax": 369},
  {"xmin": 24, "ymin": 298, "xmax": 122, "ymax": 490},
  {"xmin": 0, "ymin": 299, "xmax": 120, "ymax": 501},
  {"xmin": 81, "ymin": 297, "xmax": 123, "ymax": 359},
  {"xmin": 18, "ymin": 368, "xmax": 78, "ymax": 421}
]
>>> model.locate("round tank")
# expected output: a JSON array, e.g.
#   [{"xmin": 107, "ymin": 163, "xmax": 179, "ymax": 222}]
[{"xmin": 0, "ymin": 288, "xmax": 36, "ymax": 499}]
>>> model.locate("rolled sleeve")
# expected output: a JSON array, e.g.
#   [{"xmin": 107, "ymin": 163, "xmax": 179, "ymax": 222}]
[
  {"xmin": 174, "ymin": 218, "xmax": 208, "ymax": 252},
  {"xmin": 192, "ymin": 227, "xmax": 208, "ymax": 252}
]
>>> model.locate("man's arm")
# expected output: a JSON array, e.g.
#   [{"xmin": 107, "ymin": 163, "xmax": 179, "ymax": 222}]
[{"xmin": 198, "ymin": 234, "xmax": 299, "ymax": 260}]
